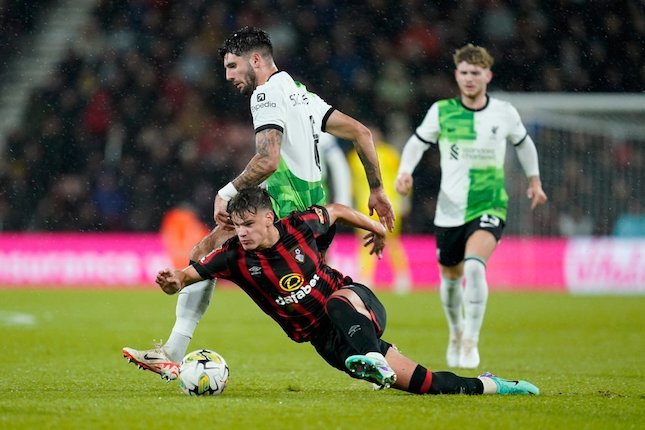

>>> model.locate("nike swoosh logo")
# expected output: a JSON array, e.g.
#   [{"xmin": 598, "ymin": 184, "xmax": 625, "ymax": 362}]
[{"xmin": 143, "ymin": 353, "xmax": 160, "ymax": 360}]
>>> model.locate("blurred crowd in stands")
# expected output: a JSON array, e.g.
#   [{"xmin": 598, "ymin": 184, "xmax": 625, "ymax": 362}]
[
  {"xmin": 1, "ymin": 0, "xmax": 643, "ymax": 235},
  {"xmin": 524, "ymin": 127, "xmax": 644, "ymax": 236},
  {"xmin": 0, "ymin": 0, "xmax": 54, "ymax": 76}
]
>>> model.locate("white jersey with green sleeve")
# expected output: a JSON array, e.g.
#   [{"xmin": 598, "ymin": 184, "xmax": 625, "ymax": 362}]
[
  {"xmin": 250, "ymin": 71, "xmax": 334, "ymax": 218},
  {"xmin": 415, "ymin": 96, "xmax": 528, "ymax": 227}
]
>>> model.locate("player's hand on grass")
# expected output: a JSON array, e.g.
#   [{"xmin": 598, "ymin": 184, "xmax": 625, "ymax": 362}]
[{"xmin": 368, "ymin": 187, "xmax": 395, "ymax": 232}]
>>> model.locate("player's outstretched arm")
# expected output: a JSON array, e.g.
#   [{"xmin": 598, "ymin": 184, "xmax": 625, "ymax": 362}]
[
  {"xmin": 367, "ymin": 188, "xmax": 394, "ymax": 233},
  {"xmin": 514, "ymin": 135, "xmax": 548, "ymax": 210},
  {"xmin": 395, "ymin": 172, "xmax": 414, "ymax": 196},
  {"xmin": 156, "ymin": 266, "xmax": 203, "ymax": 295},
  {"xmin": 324, "ymin": 110, "xmax": 395, "ymax": 231},
  {"xmin": 325, "ymin": 203, "xmax": 386, "ymax": 258},
  {"xmin": 396, "ymin": 134, "xmax": 429, "ymax": 195},
  {"xmin": 526, "ymin": 176, "xmax": 548, "ymax": 210}
]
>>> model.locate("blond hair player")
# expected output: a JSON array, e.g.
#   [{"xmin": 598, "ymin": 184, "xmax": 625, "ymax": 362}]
[{"xmin": 396, "ymin": 44, "xmax": 547, "ymax": 369}]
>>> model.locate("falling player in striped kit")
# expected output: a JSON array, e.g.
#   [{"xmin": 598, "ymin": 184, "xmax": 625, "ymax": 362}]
[
  {"xmin": 156, "ymin": 187, "xmax": 540, "ymax": 396},
  {"xmin": 396, "ymin": 44, "xmax": 547, "ymax": 369},
  {"xmin": 123, "ymin": 27, "xmax": 394, "ymax": 380}
]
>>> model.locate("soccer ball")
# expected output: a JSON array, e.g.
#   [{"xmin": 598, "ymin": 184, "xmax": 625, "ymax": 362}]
[{"xmin": 178, "ymin": 349, "xmax": 229, "ymax": 396}]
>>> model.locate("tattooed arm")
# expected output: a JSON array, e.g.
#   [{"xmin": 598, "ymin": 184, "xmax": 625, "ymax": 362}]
[
  {"xmin": 214, "ymin": 128, "xmax": 282, "ymax": 226},
  {"xmin": 325, "ymin": 110, "xmax": 395, "ymax": 231}
]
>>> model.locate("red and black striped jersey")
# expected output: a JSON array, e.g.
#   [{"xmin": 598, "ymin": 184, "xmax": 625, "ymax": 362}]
[{"xmin": 193, "ymin": 206, "xmax": 351, "ymax": 343}]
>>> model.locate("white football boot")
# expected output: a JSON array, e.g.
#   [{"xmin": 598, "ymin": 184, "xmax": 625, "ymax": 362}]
[
  {"xmin": 458, "ymin": 338, "xmax": 480, "ymax": 369},
  {"xmin": 446, "ymin": 331, "xmax": 462, "ymax": 367},
  {"xmin": 123, "ymin": 342, "xmax": 179, "ymax": 381}
]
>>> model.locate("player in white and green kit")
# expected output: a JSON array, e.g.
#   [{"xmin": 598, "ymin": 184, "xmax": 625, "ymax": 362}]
[
  {"xmin": 124, "ymin": 27, "xmax": 395, "ymax": 380},
  {"xmin": 214, "ymin": 29, "xmax": 393, "ymax": 225},
  {"xmin": 244, "ymin": 72, "xmax": 331, "ymax": 217},
  {"xmin": 396, "ymin": 44, "xmax": 547, "ymax": 369}
]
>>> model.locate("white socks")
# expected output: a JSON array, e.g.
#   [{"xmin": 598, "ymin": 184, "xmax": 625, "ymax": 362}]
[
  {"xmin": 439, "ymin": 275, "xmax": 464, "ymax": 337},
  {"xmin": 462, "ymin": 257, "xmax": 488, "ymax": 343},
  {"xmin": 164, "ymin": 278, "xmax": 216, "ymax": 362},
  {"xmin": 478, "ymin": 375, "xmax": 497, "ymax": 394}
]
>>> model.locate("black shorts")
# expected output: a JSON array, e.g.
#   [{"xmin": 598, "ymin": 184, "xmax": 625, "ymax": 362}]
[
  {"xmin": 309, "ymin": 283, "xmax": 392, "ymax": 375},
  {"xmin": 435, "ymin": 214, "xmax": 505, "ymax": 267}
]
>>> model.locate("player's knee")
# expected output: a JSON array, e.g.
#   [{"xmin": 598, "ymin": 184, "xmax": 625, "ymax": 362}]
[
  {"xmin": 463, "ymin": 257, "xmax": 486, "ymax": 280},
  {"xmin": 441, "ymin": 264, "xmax": 463, "ymax": 280},
  {"xmin": 324, "ymin": 295, "xmax": 353, "ymax": 319},
  {"xmin": 330, "ymin": 288, "xmax": 369, "ymax": 313}
]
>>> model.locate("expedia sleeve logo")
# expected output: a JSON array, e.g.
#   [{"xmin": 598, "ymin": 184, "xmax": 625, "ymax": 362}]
[
  {"xmin": 275, "ymin": 274, "xmax": 320, "ymax": 306},
  {"xmin": 257, "ymin": 93, "xmax": 265, "ymax": 102},
  {"xmin": 251, "ymin": 98, "xmax": 277, "ymax": 112}
]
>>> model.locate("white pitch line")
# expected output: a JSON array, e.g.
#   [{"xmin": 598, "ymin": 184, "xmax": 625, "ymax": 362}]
[{"xmin": 0, "ymin": 311, "xmax": 37, "ymax": 326}]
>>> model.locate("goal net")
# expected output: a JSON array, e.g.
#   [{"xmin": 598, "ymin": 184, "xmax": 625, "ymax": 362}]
[{"xmin": 493, "ymin": 93, "xmax": 645, "ymax": 237}]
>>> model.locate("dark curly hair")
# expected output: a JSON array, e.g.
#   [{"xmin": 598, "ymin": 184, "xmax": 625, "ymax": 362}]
[
  {"xmin": 227, "ymin": 187, "xmax": 274, "ymax": 218},
  {"xmin": 218, "ymin": 26, "xmax": 273, "ymax": 59}
]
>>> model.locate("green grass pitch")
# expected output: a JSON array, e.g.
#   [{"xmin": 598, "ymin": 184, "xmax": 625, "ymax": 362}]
[{"xmin": 0, "ymin": 287, "xmax": 643, "ymax": 430}]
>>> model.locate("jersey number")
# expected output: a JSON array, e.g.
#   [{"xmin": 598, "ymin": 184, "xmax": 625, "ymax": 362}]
[
  {"xmin": 309, "ymin": 115, "xmax": 321, "ymax": 170},
  {"xmin": 479, "ymin": 214, "xmax": 501, "ymax": 228}
]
